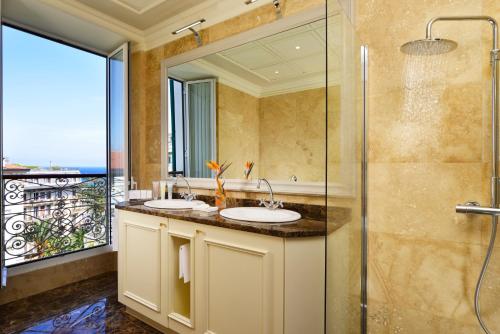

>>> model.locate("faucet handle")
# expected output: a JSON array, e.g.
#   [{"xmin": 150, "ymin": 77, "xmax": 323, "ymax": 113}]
[
  {"xmin": 270, "ymin": 200, "xmax": 283, "ymax": 210},
  {"xmin": 180, "ymin": 192, "xmax": 197, "ymax": 201},
  {"xmin": 259, "ymin": 199, "xmax": 266, "ymax": 207}
]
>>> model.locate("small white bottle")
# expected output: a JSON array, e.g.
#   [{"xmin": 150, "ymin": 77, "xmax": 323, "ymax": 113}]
[
  {"xmin": 160, "ymin": 180, "xmax": 167, "ymax": 200},
  {"xmin": 167, "ymin": 180, "xmax": 174, "ymax": 200}
]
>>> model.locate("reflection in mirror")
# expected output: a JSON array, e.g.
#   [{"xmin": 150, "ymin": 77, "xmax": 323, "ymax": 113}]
[
  {"xmin": 167, "ymin": 17, "xmax": 344, "ymax": 186},
  {"xmin": 168, "ymin": 78, "xmax": 216, "ymax": 178}
]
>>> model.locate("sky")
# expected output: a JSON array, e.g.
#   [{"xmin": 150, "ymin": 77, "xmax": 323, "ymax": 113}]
[{"xmin": 3, "ymin": 26, "xmax": 107, "ymax": 167}]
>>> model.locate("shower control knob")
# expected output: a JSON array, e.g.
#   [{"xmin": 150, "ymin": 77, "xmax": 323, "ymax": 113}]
[{"xmin": 464, "ymin": 201, "xmax": 480, "ymax": 207}]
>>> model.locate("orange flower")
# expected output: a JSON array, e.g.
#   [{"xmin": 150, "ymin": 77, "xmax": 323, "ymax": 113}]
[
  {"xmin": 206, "ymin": 160, "xmax": 232, "ymax": 208},
  {"xmin": 206, "ymin": 160, "xmax": 220, "ymax": 171},
  {"xmin": 244, "ymin": 161, "xmax": 254, "ymax": 179}
]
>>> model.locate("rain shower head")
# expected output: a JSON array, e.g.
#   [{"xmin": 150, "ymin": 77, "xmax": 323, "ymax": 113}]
[{"xmin": 400, "ymin": 38, "xmax": 458, "ymax": 55}]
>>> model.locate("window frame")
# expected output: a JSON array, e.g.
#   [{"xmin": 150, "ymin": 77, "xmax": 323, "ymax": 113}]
[{"xmin": 0, "ymin": 23, "xmax": 121, "ymax": 271}]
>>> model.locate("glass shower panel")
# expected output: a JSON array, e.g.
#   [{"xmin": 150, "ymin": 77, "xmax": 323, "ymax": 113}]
[{"xmin": 326, "ymin": 1, "xmax": 366, "ymax": 333}]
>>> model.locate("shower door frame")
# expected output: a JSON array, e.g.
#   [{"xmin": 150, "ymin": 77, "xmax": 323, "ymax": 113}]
[{"xmin": 360, "ymin": 44, "xmax": 369, "ymax": 334}]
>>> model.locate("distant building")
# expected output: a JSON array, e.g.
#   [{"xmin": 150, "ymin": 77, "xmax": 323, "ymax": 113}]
[{"xmin": 3, "ymin": 163, "xmax": 31, "ymax": 175}]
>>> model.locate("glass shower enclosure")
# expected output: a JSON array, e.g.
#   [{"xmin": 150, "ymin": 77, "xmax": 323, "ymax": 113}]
[{"xmin": 326, "ymin": 1, "xmax": 367, "ymax": 333}]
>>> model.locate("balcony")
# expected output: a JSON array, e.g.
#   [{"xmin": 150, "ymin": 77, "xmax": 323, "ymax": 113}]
[{"xmin": 2, "ymin": 173, "xmax": 109, "ymax": 267}]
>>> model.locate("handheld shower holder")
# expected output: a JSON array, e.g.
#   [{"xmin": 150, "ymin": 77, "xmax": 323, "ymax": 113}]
[{"xmin": 493, "ymin": 49, "xmax": 500, "ymax": 62}]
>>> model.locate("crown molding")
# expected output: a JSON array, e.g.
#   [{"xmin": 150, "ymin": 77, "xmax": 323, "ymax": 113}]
[
  {"xmin": 38, "ymin": 0, "xmax": 145, "ymax": 45},
  {"xmin": 111, "ymin": 0, "xmax": 167, "ymax": 15},
  {"xmin": 182, "ymin": 59, "xmax": 340, "ymax": 98},
  {"xmin": 142, "ymin": 0, "xmax": 273, "ymax": 51},
  {"xmin": 192, "ymin": 59, "xmax": 263, "ymax": 97},
  {"xmin": 37, "ymin": 0, "xmax": 274, "ymax": 52}
]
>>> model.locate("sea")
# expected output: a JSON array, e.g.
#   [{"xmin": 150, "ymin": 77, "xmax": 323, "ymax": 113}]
[{"xmin": 40, "ymin": 166, "xmax": 107, "ymax": 174}]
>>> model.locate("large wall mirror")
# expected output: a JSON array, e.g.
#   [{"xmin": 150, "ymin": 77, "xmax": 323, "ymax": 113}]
[{"xmin": 162, "ymin": 10, "xmax": 355, "ymax": 196}]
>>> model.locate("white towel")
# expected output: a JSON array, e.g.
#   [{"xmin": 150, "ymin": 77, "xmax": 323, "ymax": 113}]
[
  {"xmin": 179, "ymin": 243, "xmax": 190, "ymax": 284},
  {"xmin": 192, "ymin": 204, "xmax": 218, "ymax": 213}
]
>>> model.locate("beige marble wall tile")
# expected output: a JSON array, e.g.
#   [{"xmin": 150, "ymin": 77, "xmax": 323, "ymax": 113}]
[
  {"xmin": 369, "ymin": 162, "xmax": 488, "ymax": 245},
  {"xmin": 259, "ymin": 87, "xmax": 327, "ymax": 182},
  {"xmin": 217, "ymin": 83, "xmax": 260, "ymax": 179},
  {"xmin": 368, "ymin": 232, "xmax": 483, "ymax": 326},
  {"xmin": 368, "ymin": 84, "xmax": 484, "ymax": 163},
  {"xmin": 368, "ymin": 300, "xmax": 480, "ymax": 334}
]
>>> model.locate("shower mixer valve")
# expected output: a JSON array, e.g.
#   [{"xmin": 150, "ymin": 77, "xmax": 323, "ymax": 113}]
[{"xmin": 456, "ymin": 201, "xmax": 500, "ymax": 216}]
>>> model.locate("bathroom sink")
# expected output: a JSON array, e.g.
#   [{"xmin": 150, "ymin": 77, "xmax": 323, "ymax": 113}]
[
  {"xmin": 143, "ymin": 199, "xmax": 205, "ymax": 210},
  {"xmin": 220, "ymin": 207, "xmax": 301, "ymax": 223}
]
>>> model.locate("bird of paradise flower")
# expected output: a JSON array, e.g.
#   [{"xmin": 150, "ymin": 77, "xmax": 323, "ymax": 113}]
[
  {"xmin": 243, "ymin": 161, "xmax": 255, "ymax": 180},
  {"xmin": 206, "ymin": 160, "xmax": 232, "ymax": 208}
]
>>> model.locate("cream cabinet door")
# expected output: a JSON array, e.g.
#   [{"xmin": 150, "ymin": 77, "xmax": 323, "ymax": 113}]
[
  {"xmin": 117, "ymin": 210, "xmax": 168, "ymax": 326},
  {"xmin": 198, "ymin": 225, "xmax": 284, "ymax": 334}
]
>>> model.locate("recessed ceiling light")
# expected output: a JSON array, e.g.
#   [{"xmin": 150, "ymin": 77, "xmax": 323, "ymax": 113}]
[
  {"xmin": 295, "ymin": 46, "xmax": 301, "ymax": 50},
  {"xmin": 274, "ymin": 70, "xmax": 279, "ymax": 74}
]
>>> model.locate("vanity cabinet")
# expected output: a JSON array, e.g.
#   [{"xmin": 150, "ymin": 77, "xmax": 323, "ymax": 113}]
[
  {"xmin": 117, "ymin": 211, "xmax": 168, "ymax": 327},
  {"xmin": 193, "ymin": 221, "xmax": 285, "ymax": 334},
  {"xmin": 117, "ymin": 210, "xmax": 324, "ymax": 334}
]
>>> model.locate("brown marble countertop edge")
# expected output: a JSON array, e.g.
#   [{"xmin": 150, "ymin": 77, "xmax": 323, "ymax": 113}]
[{"xmin": 116, "ymin": 202, "xmax": 328, "ymax": 238}]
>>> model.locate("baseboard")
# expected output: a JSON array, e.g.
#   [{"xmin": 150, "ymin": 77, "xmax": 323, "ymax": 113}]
[
  {"xmin": 0, "ymin": 251, "xmax": 117, "ymax": 305},
  {"xmin": 126, "ymin": 307, "xmax": 178, "ymax": 334}
]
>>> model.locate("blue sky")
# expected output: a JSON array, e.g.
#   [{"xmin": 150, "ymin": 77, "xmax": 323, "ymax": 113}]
[{"xmin": 3, "ymin": 26, "xmax": 107, "ymax": 167}]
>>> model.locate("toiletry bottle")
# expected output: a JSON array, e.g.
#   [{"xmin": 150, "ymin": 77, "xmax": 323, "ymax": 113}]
[
  {"xmin": 160, "ymin": 180, "xmax": 167, "ymax": 200},
  {"xmin": 167, "ymin": 180, "xmax": 174, "ymax": 200}
]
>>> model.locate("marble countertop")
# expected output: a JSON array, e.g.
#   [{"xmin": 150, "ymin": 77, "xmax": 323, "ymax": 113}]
[{"xmin": 116, "ymin": 199, "xmax": 350, "ymax": 238}]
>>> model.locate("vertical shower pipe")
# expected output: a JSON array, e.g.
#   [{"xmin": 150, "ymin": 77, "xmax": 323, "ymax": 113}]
[
  {"xmin": 425, "ymin": 17, "xmax": 498, "ymax": 205},
  {"xmin": 438, "ymin": 16, "xmax": 500, "ymax": 334}
]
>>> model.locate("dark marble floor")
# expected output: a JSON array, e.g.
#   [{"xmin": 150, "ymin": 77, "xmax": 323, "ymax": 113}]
[{"xmin": 0, "ymin": 272, "xmax": 161, "ymax": 334}]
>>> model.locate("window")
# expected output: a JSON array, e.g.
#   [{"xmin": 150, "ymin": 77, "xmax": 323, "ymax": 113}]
[
  {"xmin": 168, "ymin": 78, "xmax": 185, "ymax": 174},
  {"xmin": 167, "ymin": 78, "xmax": 216, "ymax": 178},
  {"xmin": 0, "ymin": 25, "xmax": 128, "ymax": 268}
]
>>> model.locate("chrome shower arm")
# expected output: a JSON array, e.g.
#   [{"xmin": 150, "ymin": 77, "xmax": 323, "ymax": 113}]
[{"xmin": 425, "ymin": 16, "xmax": 498, "ymax": 50}]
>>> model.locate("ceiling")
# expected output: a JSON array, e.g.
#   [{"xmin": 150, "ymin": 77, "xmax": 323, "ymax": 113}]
[
  {"xmin": 75, "ymin": 0, "xmax": 202, "ymax": 30},
  {"xmin": 169, "ymin": 17, "xmax": 342, "ymax": 98},
  {"xmin": 2, "ymin": 0, "xmax": 126, "ymax": 53},
  {"xmin": 1, "ymin": 0, "xmax": 276, "ymax": 53}
]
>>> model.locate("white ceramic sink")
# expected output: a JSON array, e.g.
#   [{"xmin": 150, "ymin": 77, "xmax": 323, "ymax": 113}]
[
  {"xmin": 220, "ymin": 207, "xmax": 301, "ymax": 223},
  {"xmin": 143, "ymin": 199, "xmax": 205, "ymax": 210}
]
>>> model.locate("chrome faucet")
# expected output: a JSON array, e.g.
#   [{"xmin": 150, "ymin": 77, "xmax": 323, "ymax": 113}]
[
  {"xmin": 176, "ymin": 175, "xmax": 197, "ymax": 201},
  {"xmin": 257, "ymin": 178, "xmax": 283, "ymax": 210}
]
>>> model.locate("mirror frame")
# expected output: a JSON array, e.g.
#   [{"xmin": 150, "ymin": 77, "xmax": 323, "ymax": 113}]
[{"xmin": 160, "ymin": 5, "xmax": 355, "ymax": 197}]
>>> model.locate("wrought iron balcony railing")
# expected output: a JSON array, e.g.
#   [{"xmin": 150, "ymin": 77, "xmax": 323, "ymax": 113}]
[{"xmin": 2, "ymin": 173, "xmax": 109, "ymax": 267}]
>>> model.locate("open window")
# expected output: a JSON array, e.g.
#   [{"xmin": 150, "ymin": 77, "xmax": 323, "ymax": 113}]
[
  {"xmin": 167, "ymin": 78, "xmax": 216, "ymax": 178},
  {"xmin": 108, "ymin": 43, "xmax": 130, "ymax": 251},
  {"xmin": 0, "ymin": 25, "xmax": 129, "ymax": 283}
]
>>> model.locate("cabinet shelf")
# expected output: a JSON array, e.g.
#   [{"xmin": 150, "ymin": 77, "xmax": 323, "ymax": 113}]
[{"xmin": 168, "ymin": 232, "xmax": 195, "ymax": 331}]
